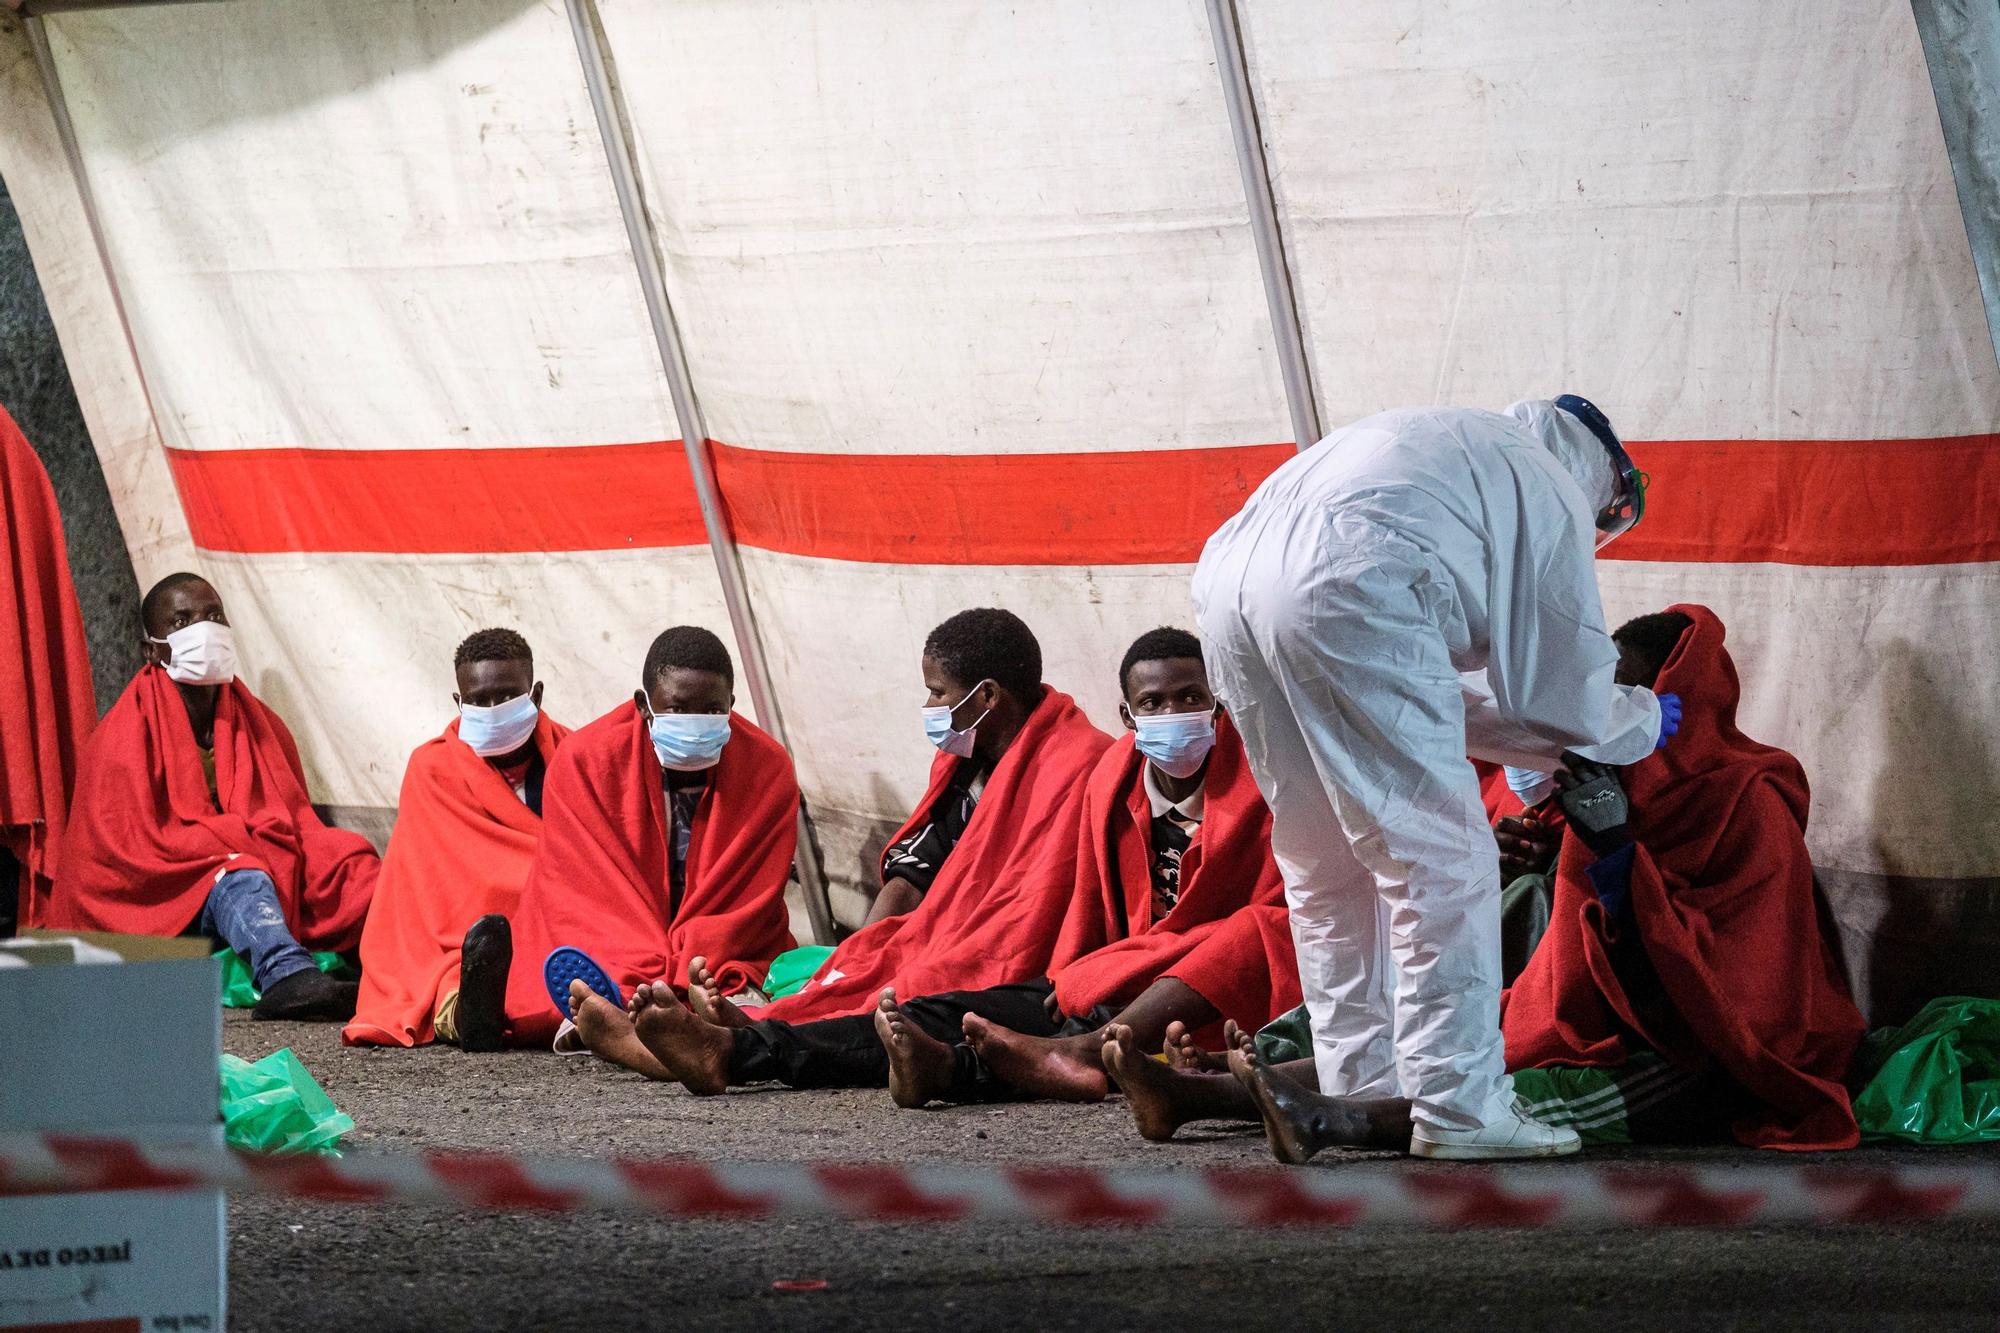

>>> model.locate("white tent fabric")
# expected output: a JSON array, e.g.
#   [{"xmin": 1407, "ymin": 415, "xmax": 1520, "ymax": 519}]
[
  {"xmin": 1240, "ymin": 0, "xmax": 2000, "ymax": 1016},
  {"xmin": 594, "ymin": 0, "xmax": 1289, "ymax": 918},
  {"xmin": 2, "ymin": 0, "xmax": 1995, "ymax": 1011},
  {"xmin": 17, "ymin": 1, "xmax": 742, "ymax": 844},
  {"xmin": 0, "ymin": 14, "xmax": 193, "ymax": 582}
]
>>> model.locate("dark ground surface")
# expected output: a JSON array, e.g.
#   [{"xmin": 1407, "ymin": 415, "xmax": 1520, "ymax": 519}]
[{"xmin": 224, "ymin": 1013, "xmax": 2000, "ymax": 1332}]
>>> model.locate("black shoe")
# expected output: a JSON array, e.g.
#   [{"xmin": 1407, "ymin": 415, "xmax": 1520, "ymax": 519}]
[
  {"xmin": 252, "ymin": 967, "xmax": 360, "ymax": 1022},
  {"xmin": 455, "ymin": 913, "xmax": 513, "ymax": 1052}
]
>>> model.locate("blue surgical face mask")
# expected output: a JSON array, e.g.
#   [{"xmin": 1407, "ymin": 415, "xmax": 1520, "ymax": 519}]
[
  {"xmin": 645, "ymin": 706, "xmax": 732, "ymax": 772},
  {"xmin": 1131, "ymin": 708, "xmax": 1217, "ymax": 780},
  {"xmin": 921, "ymin": 680, "xmax": 993, "ymax": 758},
  {"xmin": 458, "ymin": 691, "xmax": 539, "ymax": 758}
]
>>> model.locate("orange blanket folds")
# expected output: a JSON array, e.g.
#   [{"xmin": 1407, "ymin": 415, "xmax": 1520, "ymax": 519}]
[
  {"xmin": 1501, "ymin": 604, "xmax": 1867, "ymax": 1150},
  {"xmin": 748, "ymin": 688, "xmax": 1112, "ymax": 1025},
  {"xmin": 1, "ymin": 407, "xmax": 96, "ymax": 922},
  {"xmin": 1046, "ymin": 715, "xmax": 1298, "ymax": 1031},
  {"xmin": 502, "ymin": 703, "xmax": 798, "ymax": 1044},
  {"xmin": 343, "ymin": 713, "xmax": 570, "ymax": 1047},
  {"xmin": 47, "ymin": 667, "xmax": 378, "ymax": 950}
]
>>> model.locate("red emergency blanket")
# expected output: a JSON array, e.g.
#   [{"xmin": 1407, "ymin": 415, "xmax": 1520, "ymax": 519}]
[
  {"xmin": 1501, "ymin": 604, "xmax": 1866, "ymax": 1150},
  {"xmin": 1046, "ymin": 715, "xmax": 1298, "ymax": 1031},
  {"xmin": 1, "ymin": 407, "xmax": 96, "ymax": 921},
  {"xmin": 502, "ymin": 703, "xmax": 798, "ymax": 1043},
  {"xmin": 749, "ymin": 688, "xmax": 1111, "ymax": 1024},
  {"xmin": 343, "ymin": 713, "xmax": 570, "ymax": 1047},
  {"xmin": 46, "ymin": 668, "xmax": 377, "ymax": 950}
]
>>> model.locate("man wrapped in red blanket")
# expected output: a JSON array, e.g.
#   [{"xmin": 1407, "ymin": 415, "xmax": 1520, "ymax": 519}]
[
  {"xmin": 451, "ymin": 626, "xmax": 799, "ymax": 1049},
  {"xmin": 344, "ymin": 628, "xmax": 571, "ymax": 1051},
  {"xmin": 46, "ymin": 573, "xmax": 377, "ymax": 1020},
  {"xmin": 1501, "ymin": 604, "xmax": 1867, "ymax": 1149},
  {"xmin": 0, "ymin": 407, "xmax": 96, "ymax": 931}
]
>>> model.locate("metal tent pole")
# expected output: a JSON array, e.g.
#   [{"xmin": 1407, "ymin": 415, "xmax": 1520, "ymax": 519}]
[
  {"xmin": 563, "ymin": 0, "xmax": 836, "ymax": 944},
  {"xmin": 1205, "ymin": 0, "xmax": 1323, "ymax": 451}
]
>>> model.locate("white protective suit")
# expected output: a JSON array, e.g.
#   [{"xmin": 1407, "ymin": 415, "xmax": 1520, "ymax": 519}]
[{"xmin": 1191, "ymin": 401, "xmax": 1661, "ymax": 1132}]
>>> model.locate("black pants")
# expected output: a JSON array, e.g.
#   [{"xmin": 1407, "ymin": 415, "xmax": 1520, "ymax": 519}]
[{"xmin": 729, "ymin": 979, "xmax": 1111, "ymax": 1098}]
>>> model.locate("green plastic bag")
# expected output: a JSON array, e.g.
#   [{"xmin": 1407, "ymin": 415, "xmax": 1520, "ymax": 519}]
[
  {"xmin": 219, "ymin": 1048, "xmax": 354, "ymax": 1154},
  {"xmin": 214, "ymin": 949, "xmax": 355, "ymax": 1008},
  {"xmin": 1851, "ymin": 996, "xmax": 2000, "ymax": 1145},
  {"xmin": 762, "ymin": 945, "xmax": 836, "ymax": 1000}
]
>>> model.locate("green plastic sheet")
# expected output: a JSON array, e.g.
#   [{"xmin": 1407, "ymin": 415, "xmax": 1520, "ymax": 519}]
[
  {"xmin": 1851, "ymin": 996, "xmax": 2000, "ymax": 1145},
  {"xmin": 219, "ymin": 1048, "xmax": 354, "ymax": 1154},
  {"xmin": 762, "ymin": 945, "xmax": 836, "ymax": 1000},
  {"xmin": 214, "ymin": 949, "xmax": 355, "ymax": 1008}
]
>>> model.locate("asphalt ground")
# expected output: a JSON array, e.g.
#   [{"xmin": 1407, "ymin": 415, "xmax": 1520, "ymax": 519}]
[{"xmin": 224, "ymin": 1012, "xmax": 2000, "ymax": 1332}]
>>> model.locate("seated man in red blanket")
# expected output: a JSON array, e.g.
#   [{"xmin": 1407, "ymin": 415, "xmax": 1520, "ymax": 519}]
[
  {"xmin": 343, "ymin": 629, "xmax": 570, "ymax": 1051},
  {"xmin": 451, "ymin": 626, "xmax": 800, "ymax": 1049},
  {"xmin": 1106, "ymin": 606, "xmax": 1867, "ymax": 1157},
  {"xmin": 46, "ymin": 572, "xmax": 378, "ymax": 1020},
  {"xmin": 609, "ymin": 626, "xmax": 1299, "ymax": 1104},
  {"xmin": 567, "ymin": 608, "xmax": 1113, "ymax": 1088}
]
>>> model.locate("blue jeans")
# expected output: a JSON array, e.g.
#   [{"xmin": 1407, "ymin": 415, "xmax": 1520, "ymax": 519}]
[{"xmin": 197, "ymin": 868, "xmax": 317, "ymax": 992}]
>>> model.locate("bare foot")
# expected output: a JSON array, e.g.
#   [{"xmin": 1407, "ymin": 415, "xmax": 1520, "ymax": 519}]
[
  {"xmin": 872, "ymin": 989, "xmax": 956, "ymax": 1108},
  {"xmin": 631, "ymin": 982, "xmax": 733, "ymax": 1096},
  {"xmin": 1225, "ymin": 1023, "xmax": 1409, "ymax": 1163},
  {"xmin": 1101, "ymin": 1022, "xmax": 1257, "ymax": 1141},
  {"xmin": 686, "ymin": 956, "xmax": 750, "ymax": 1029},
  {"xmin": 569, "ymin": 980, "xmax": 675, "ymax": 1081},
  {"xmin": 1164, "ymin": 1019, "xmax": 1227, "ymax": 1074},
  {"xmin": 961, "ymin": 1015, "xmax": 1108, "ymax": 1102}
]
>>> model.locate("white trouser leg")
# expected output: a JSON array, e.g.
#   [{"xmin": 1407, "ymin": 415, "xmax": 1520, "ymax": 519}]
[
  {"xmin": 1196, "ymin": 518, "xmax": 1395, "ymax": 1099},
  {"xmin": 1196, "ymin": 507, "xmax": 1514, "ymax": 1131}
]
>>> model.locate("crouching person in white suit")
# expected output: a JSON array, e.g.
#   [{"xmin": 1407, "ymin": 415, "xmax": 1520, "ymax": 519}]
[{"xmin": 1191, "ymin": 396, "xmax": 1675, "ymax": 1160}]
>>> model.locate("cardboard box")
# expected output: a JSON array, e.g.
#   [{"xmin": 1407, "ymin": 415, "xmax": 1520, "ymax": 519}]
[{"xmin": 0, "ymin": 935, "xmax": 226, "ymax": 1332}]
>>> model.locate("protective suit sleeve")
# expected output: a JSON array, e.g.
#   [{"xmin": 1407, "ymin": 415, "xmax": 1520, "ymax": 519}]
[
  {"xmin": 1468, "ymin": 517, "xmax": 1662, "ymax": 767},
  {"xmin": 1459, "ymin": 670, "xmax": 1657, "ymax": 770}
]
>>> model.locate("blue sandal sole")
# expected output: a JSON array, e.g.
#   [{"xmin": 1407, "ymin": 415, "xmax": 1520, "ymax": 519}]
[{"xmin": 542, "ymin": 947, "xmax": 622, "ymax": 1019}]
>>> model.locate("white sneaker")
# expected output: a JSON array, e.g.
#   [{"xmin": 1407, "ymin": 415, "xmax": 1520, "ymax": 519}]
[{"xmin": 1409, "ymin": 1103, "xmax": 1582, "ymax": 1161}]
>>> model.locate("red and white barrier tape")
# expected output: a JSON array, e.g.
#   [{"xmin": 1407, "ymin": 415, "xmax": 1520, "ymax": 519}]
[{"xmin": 3, "ymin": 1133, "xmax": 1997, "ymax": 1230}]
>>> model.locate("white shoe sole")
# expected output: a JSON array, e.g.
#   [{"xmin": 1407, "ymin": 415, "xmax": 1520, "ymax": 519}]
[{"xmin": 1408, "ymin": 1134, "xmax": 1583, "ymax": 1162}]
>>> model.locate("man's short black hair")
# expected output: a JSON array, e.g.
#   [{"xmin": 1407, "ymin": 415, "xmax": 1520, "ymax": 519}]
[
  {"xmin": 1612, "ymin": 611, "xmax": 1694, "ymax": 689},
  {"xmin": 1119, "ymin": 626, "xmax": 1203, "ymax": 695},
  {"xmin": 139, "ymin": 571, "xmax": 212, "ymax": 633},
  {"xmin": 923, "ymin": 608, "xmax": 1042, "ymax": 702},
  {"xmin": 454, "ymin": 627, "xmax": 533, "ymax": 671},
  {"xmin": 643, "ymin": 625, "xmax": 734, "ymax": 690}
]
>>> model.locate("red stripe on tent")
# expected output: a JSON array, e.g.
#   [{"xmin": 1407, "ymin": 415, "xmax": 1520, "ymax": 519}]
[
  {"xmin": 707, "ymin": 441, "xmax": 1296, "ymax": 565},
  {"xmin": 164, "ymin": 442, "xmax": 708, "ymax": 554},
  {"xmin": 162, "ymin": 435, "xmax": 2000, "ymax": 566},
  {"xmin": 1609, "ymin": 434, "xmax": 2000, "ymax": 567}
]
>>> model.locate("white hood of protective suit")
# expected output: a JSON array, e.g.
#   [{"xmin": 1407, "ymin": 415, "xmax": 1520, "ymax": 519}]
[{"xmin": 1505, "ymin": 399, "xmax": 1616, "ymax": 513}]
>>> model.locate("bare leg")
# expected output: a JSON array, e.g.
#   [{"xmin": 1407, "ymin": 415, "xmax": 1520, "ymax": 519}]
[
  {"xmin": 1103, "ymin": 978, "xmax": 1220, "ymax": 1052},
  {"xmin": 960, "ymin": 1015, "xmax": 1109, "ymax": 1102},
  {"xmin": 1101, "ymin": 1023, "xmax": 1258, "ymax": 1141},
  {"xmin": 873, "ymin": 989, "xmax": 957, "ymax": 1109},
  {"xmin": 570, "ymin": 980, "xmax": 674, "ymax": 1081},
  {"xmin": 684, "ymin": 956, "xmax": 751, "ymax": 1029},
  {"xmin": 630, "ymin": 982, "xmax": 733, "ymax": 1096},
  {"xmin": 1224, "ymin": 1021, "xmax": 1411, "ymax": 1164}
]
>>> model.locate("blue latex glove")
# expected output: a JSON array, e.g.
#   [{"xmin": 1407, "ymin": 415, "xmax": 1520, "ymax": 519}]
[{"xmin": 1654, "ymin": 693, "xmax": 1682, "ymax": 750}]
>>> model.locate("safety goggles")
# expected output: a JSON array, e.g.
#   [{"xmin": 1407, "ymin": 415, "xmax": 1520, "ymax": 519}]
[{"xmin": 1554, "ymin": 393, "xmax": 1646, "ymax": 550}]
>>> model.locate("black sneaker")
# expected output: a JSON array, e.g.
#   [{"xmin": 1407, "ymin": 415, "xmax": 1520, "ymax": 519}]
[
  {"xmin": 455, "ymin": 914, "xmax": 513, "ymax": 1052},
  {"xmin": 252, "ymin": 967, "xmax": 360, "ymax": 1022}
]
